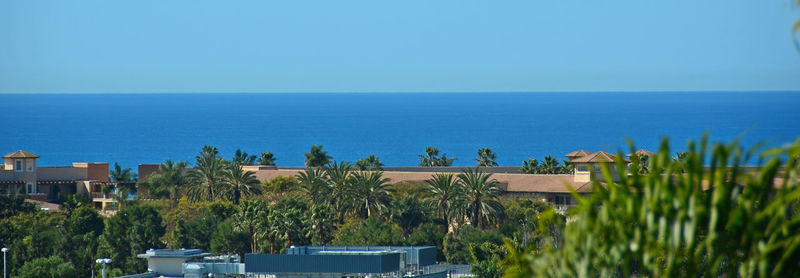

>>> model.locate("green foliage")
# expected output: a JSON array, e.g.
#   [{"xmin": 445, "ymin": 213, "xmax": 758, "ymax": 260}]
[
  {"xmin": 69, "ymin": 206, "xmax": 104, "ymax": 236},
  {"xmin": 222, "ymin": 162, "xmax": 263, "ymax": 204},
  {"xmin": 459, "ymin": 168, "xmax": 505, "ymax": 228},
  {"xmin": 144, "ymin": 160, "xmax": 188, "ymax": 199},
  {"xmin": 391, "ymin": 180, "xmax": 427, "ymax": 199},
  {"xmin": 168, "ymin": 213, "xmax": 221, "ymax": 251},
  {"xmin": 406, "ymin": 223, "xmax": 446, "ymax": 261},
  {"xmin": 519, "ymin": 156, "xmax": 573, "ymax": 174},
  {"xmin": 232, "ymin": 149, "xmax": 257, "ymax": 165},
  {"xmin": 0, "ymin": 195, "xmax": 36, "ymax": 218},
  {"xmin": 324, "ymin": 161, "xmax": 353, "ymax": 223},
  {"xmin": 211, "ymin": 220, "xmax": 250, "ymax": 258},
  {"xmin": 258, "ymin": 151, "xmax": 277, "ymax": 166},
  {"xmin": 423, "ymin": 173, "xmax": 462, "ymax": 231},
  {"xmin": 332, "ymin": 217, "xmax": 404, "ymax": 246},
  {"xmin": 306, "ymin": 204, "xmax": 336, "ymax": 245},
  {"xmin": 187, "ymin": 145, "xmax": 227, "ymax": 202},
  {"xmin": 390, "ymin": 195, "xmax": 430, "ymax": 236},
  {"xmin": 263, "ymin": 176, "xmax": 300, "ymax": 193},
  {"xmin": 104, "ymin": 205, "xmax": 165, "ymax": 274},
  {"xmin": 208, "ymin": 201, "xmax": 237, "ymax": 219},
  {"xmin": 269, "ymin": 197, "xmax": 310, "ymax": 251},
  {"xmin": 234, "ymin": 199, "xmax": 268, "ymax": 253},
  {"xmin": 356, "ymin": 154, "xmax": 384, "ymax": 171},
  {"xmin": 504, "ymin": 136, "xmax": 800, "ymax": 277},
  {"xmin": 419, "ymin": 146, "xmax": 457, "ymax": 166},
  {"xmin": 443, "ymin": 226, "xmax": 504, "ymax": 264},
  {"xmin": 499, "ymin": 198, "xmax": 551, "ymax": 245},
  {"xmin": 476, "ymin": 147, "xmax": 499, "ymax": 167},
  {"xmin": 110, "ymin": 162, "xmax": 138, "ymax": 182},
  {"xmin": 469, "ymin": 241, "xmax": 506, "ymax": 278},
  {"xmin": 296, "ymin": 167, "xmax": 330, "ymax": 204},
  {"xmin": 16, "ymin": 256, "xmax": 78, "ymax": 278},
  {"xmin": 305, "ymin": 144, "xmax": 332, "ymax": 167},
  {"xmin": 347, "ymin": 170, "xmax": 394, "ymax": 218}
]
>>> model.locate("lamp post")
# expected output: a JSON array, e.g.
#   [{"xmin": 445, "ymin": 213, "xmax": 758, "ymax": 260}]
[
  {"xmin": 95, "ymin": 258, "xmax": 112, "ymax": 278},
  {"xmin": 2, "ymin": 247, "xmax": 8, "ymax": 278}
]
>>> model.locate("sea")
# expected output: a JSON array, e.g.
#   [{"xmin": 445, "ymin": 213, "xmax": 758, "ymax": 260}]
[{"xmin": 0, "ymin": 92, "xmax": 798, "ymax": 169}]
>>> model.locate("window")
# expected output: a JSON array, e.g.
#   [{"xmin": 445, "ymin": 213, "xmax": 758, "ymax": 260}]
[
  {"xmin": 15, "ymin": 160, "xmax": 22, "ymax": 172},
  {"xmin": 554, "ymin": 195, "xmax": 572, "ymax": 205},
  {"xmin": 577, "ymin": 166, "xmax": 589, "ymax": 172},
  {"xmin": 27, "ymin": 183, "xmax": 34, "ymax": 194},
  {"xmin": 26, "ymin": 160, "xmax": 34, "ymax": 172},
  {"xmin": 594, "ymin": 165, "xmax": 601, "ymax": 171}
]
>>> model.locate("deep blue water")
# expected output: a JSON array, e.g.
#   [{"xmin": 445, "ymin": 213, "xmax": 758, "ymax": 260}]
[{"xmin": 0, "ymin": 92, "xmax": 798, "ymax": 169}]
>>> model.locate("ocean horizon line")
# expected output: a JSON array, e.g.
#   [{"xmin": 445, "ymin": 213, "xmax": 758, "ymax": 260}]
[{"xmin": 1, "ymin": 90, "xmax": 799, "ymax": 95}]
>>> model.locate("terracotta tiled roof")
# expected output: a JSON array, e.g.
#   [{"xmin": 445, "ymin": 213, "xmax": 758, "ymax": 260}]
[
  {"xmin": 570, "ymin": 151, "xmax": 618, "ymax": 163},
  {"xmin": 3, "ymin": 150, "xmax": 40, "ymax": 159},
  {"xmin": 626, "ymin": 149, "xmax": 656, "ymax": 157},
  {"xmin": 500, "ymin": 174, "xmax": 591, "ymax": 193},
  {"xmin": 565, "ymin": 150, "xmax": 592, "ymax": 158}
]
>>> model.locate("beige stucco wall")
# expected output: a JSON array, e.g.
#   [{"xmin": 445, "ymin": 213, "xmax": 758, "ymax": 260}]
[
  {"xmin": 574, "ymin": 163, "xmax": 591, "ymax": 182},
  {"xmin": 76, "ymin": 181, "xmax": 92, "ymax": 195}
]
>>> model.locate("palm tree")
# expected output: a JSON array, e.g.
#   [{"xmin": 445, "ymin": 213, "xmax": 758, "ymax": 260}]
[
  {"xmin": 560, "ymin": 160, "xmax": 575, "ymax": 174},
  {"xmin": 419, "ymin": 146, "xmax": 457, "ymax": 166},
  {"xmin": 419, "ymin": 146, "xmax": 441, "ymax": 166},
  {"xmin": 458, "ymin": 168, "xmax": 504, "ymax": 229},
  {"xmin": 186, "ymin": 145, "xmax": 226, "ymax": 202},
  {"xmin": 391, "ymin": 195, "xmax": 428, "ymax": 237},
  {"xmin": 355, "ymin": 154, "xmax": 384, "ymax": 171},
  {"xmin": 423, "ymin": 173, "xmax": 463, "ymax": 231},
  {"xmin": 437, "ymin": 154, "xmax": 457, "ymax": 166},
  {"xmin": 110, "ymin": 162, "xmax": 137, "ymax": 182},
  {"xmin": 520, "ymin": 158, "xmax": 539, "ymax": 174},
  {"xmin": 234, "ymin": 200, "xmax": 267, "ymax": 253},
  {"xmin": 147, "ymin": 160, "xmax": 188, "ymax": 199},
  {"xmin": 541, "ymin": 155, "xmax": 560, "ymax": 174},
  {"xmin": 347, "ymin": 170, "xmax": 394, "ymax": 218},
  {"xmin": 258, "ymin": 152, "xmax": 277, "ymax": 166},
  {"xmin": 305, "ymin": 144, "xmax": 333, "ymax": 167},
  {"xmin": 306, "ymin": 204, "xmax": 335, "ymax": 245},
  {"xmin": 223, "ymin": 162, "xmax": 263, "ymax": 204},
  {"xmin": 324, "ymin": 161, "xmax": 353, "ymax": 222},
  {"xmin": 232, "ymin": 149, "xmax": 257, "ymax": 165},
  {"xmin": 296, "ymin": 167, "xmax": 330, "ymax": 203},
  {"xmin": 269, "ymin": 206, "xmax": 304, "ymax": 250},
  {"xmin": 475, "ymin": 147, "xmax": 499, "ymax": 167}
]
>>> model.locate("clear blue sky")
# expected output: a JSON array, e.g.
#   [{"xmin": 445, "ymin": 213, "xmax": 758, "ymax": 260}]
[{"xmin": 1, "ymin": 0, "xmax": 799, "ymax": 93}]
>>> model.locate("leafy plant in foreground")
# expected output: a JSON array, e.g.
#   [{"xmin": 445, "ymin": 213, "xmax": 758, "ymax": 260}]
[{"xmin": 503, "ymin": 135, "xmax": 800, "ymax": 277}]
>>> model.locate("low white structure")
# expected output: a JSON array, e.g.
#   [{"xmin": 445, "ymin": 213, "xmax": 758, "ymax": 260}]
[{"xmin": 136, "ymin": 249, "xmax": 210, "ymax": 277}]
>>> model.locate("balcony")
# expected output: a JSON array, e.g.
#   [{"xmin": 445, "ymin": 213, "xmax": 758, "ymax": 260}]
[{"xmin": 91, "ymin": 192, "xmax": 114, "ymax": 200}]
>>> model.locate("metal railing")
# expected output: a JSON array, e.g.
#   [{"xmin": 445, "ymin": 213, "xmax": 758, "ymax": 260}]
[{"xmin": 91, "ymin": 192, "xmax": 114, "ymax": 199}]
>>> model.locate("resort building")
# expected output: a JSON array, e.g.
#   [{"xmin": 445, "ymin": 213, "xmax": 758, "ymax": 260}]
[
  {"xmin": 4, "ymin": 148, "xmax": 640, "ymax": 214},
  {"xmin": 0, "ymin": 150, "xmax": 131, "ymax": 212}
]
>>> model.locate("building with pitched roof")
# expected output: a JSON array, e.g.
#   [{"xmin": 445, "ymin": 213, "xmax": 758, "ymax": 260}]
[{"xmin": 1, "ymin": 150, "xmax": 124, "ymax": 211}]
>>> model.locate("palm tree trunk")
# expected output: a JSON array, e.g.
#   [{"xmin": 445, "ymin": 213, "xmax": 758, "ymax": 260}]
[
  {"xmin": 234, "ymin": 186, "xmax": 241, "ymax": 205},
  {"xmin": 365, "ymin": 199, "xmax": 370, "ymax": 218},
  {"xmin": 270, "ymin": 236, "xmax": 275, "ymax": 254}
]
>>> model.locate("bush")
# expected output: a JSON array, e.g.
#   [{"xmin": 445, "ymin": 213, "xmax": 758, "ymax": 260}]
[
  {"xmin": 332, "ymin": 216, "xmax": 404, "ymax": 246},
  {"xmin": 16, "ymin": 256, "xmax": 78, "ymax": 278},
  {"xmin": 443, "ymin": 226, "xmax": 503, "ymax": 264},
  {"xmin": 504, "ymin": 136, "xmax": 800, "ymax": 277}
]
